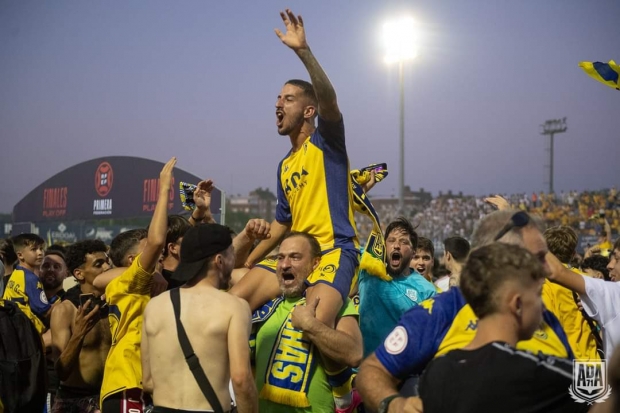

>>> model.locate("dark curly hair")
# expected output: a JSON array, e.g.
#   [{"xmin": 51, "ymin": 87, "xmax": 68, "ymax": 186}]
[
  {"xmin": 581, "ymin": 255, "xmax": 610, "ymax": 281},
  {"xmin": 65, "ymin": 240, "xmax": 108, "ymax": 276},
  {"xmin": 384, "ymin": 217, "xmax": 418, "ymax": 250}
]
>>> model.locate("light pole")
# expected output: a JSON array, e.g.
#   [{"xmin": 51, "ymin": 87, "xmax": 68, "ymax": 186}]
[
  {"xmin": 540, "ymin": 117, "xmax": 567, "ymax": 194},
  {"xmin": 383, "ymin": 17, "xmax": 417, "ymax": 215}
]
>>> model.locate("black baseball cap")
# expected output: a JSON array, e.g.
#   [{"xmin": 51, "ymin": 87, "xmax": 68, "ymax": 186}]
[{"xmin": 171, "ymin": 223, "xmax": 233, "ymax": 283}]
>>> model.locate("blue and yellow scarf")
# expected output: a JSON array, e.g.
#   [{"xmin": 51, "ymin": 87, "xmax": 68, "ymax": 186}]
[
  {"xmin": 251, "ymin": 297, "xmax": 317, "ymax": 408},
  {"xmin": 350, "ymin": 165, "xmax": 391, "ymax": 281}
]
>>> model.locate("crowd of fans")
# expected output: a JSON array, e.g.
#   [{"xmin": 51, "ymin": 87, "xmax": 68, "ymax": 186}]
[
  {"xmin": 357, "ymin": 188, "xmax": 619, "ymax": 253},
  {"xmin": 1, "ymin": 8, "xmax": 619, "ymax": 413}
]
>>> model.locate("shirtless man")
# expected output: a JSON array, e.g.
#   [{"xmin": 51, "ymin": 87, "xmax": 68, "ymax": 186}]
[
  {"xmin": 50, "ymin": 239, "xmax": 112, "ymax": 412},
  {"xmin": 40, "ymin": 249, "xmax": 69, "ymax": 411},
  {"xmin": 141, "ymin": 224, "xmax": 257, "ymax": 413}
]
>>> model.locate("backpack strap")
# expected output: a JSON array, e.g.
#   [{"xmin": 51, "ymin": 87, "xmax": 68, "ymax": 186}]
[
  {"xmin": 170, "ymin": 288, "xmax": 224, "ymax": 413},
  {"xmin": 572, "ymin": 291, "xmax": 605, "ymax": 359}
]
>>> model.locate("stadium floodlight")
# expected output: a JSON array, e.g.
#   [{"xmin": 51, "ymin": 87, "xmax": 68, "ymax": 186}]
[
  {"xmin": 383, "ymin": 17, "xmax": 418, "ymax": 64},
  {"xmin": 540, "ymin": 117, "xmax": 568, "ymax": 194},
  {"xmin": 382, "ymin": 16, "xmax": 418, "ymax": 214}
]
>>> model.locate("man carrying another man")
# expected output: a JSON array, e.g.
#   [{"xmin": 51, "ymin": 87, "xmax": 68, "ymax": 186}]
[{"xmin": 253, "ymin": 232, "xmax": 363, "ymax": 412}]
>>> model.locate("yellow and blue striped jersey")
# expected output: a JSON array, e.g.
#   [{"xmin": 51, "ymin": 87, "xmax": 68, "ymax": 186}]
[
  {"xmin": 100, "ymin": 255, "xmax": 153, "ymax": 403},
  {"xmin": 276, "ymin": 116, "xmax": 359, "ymax": 251},
  {"xmin": 375, "ymin": 288, "xmax": 574, "ymax": 379},
  {"xmin": 2, "ymin": 265, "xmax": 56, "ymax": 333}
]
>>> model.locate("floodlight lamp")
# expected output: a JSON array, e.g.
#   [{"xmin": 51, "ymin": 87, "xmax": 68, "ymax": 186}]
[{"xmin": 383, "ymin": 17, "xmax": 418, "ymax": 64}]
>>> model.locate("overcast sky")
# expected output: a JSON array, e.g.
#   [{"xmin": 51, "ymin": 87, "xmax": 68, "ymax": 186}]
[{"xmin": 1, "ymin": 0, "xmax": 619, "ymax": 213}]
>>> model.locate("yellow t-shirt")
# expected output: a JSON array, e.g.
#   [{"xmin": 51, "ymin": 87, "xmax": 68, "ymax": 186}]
[
  {"xmin": 542, "ymin": 270, "xmax": 599, "ymax": 361},
  {"xmin": 100, "ymin": 255, "xmax": 153, "ymax": 403},
  {"xmin": 275, "ymin": 116, "xmax": 359, "ymax": 251},
  {"xmin": 597, "ymin": 240, "xmax": 612, "ymax": 257}
]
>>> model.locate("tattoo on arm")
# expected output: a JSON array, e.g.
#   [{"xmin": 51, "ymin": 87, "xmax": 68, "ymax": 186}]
[{"xmin": 296, "ymin": 48, "xmax": 339, "ymax": 121}]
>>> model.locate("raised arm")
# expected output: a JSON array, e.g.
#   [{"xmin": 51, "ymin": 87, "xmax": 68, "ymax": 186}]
[
  {"xmin": 546, "ymin": 251, "xmax": 586, "ymax": 294},
  {"xmin": 291, "ymin": 297, "xmax": 363, "ymax": 367},
  {"xmin": 484, "ymin": 195, "xmax": 511, "ymax": 211},
  {"xmin": 93, "ymin": 267, "xmax": 126, "ymax": 291},
  {"xmin": 244, "ymin": 220, "xmax": 290, "ymax": 268},
  {"xmin": 190, "ymin": 179, "xmax": 217, "ymax": 225},
  {"xmin": 357, "ymin": 354, "xmax": 403, "ymax": 412},
  {"xmin": 275, "ymin": 9, "xmax": 340, "ymax": 121},
  {"xmin": 604, "ymin": 218, "xmax": 612, "ymax": 245},
  {"xmin": 139, "ymin": 157, "xmax": 176, "ymax": 273},
  {"xmin": 233, "ymin": 219, "xmax": 271, "ymax": 268}
]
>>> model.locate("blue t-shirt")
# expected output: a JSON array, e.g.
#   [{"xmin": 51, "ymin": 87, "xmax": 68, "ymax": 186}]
[
  {"xmin": 358, "ymin": 268, "xmax": 436, "ymax": 356},
  {"xmin": 2, "ymin": 265, "xmax": 55, "ymax": 333},
  {"xmin": 374, "ymin": 288, "xmax": 574, "ymax": 379}
]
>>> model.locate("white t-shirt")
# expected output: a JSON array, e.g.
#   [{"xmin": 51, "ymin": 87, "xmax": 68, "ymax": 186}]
[
  {"xmin": 434, "ymin": 276, "xmax": 450, "ymax": 292},
  {"xmin": 580, "ymin": 276, "xmax": 620, "ymax": 359}
]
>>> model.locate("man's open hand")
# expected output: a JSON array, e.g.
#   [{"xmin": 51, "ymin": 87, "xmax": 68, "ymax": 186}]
[{"xmin": 275, "ymin": 9, "xmax": 308, "ymax": 51}]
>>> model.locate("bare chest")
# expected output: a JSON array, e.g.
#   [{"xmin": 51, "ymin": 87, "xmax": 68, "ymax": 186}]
[{"xmin": 72, "ymin": 316, "xmax": 111, "ymax": 351}]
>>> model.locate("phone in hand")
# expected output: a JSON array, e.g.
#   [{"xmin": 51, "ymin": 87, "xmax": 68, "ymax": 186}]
[
  {"xmin": 79, "ymin": 293, "xmax": 95, "ymax": 312},
  {"xmin": 360, "ymin": 163, "xmax": 387, "ymax": 174}
]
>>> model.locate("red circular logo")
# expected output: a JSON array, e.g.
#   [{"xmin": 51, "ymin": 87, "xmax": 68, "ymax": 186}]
[{"xmin": 95, "ymin": 162, "xmax": 113, "ymax": 197}]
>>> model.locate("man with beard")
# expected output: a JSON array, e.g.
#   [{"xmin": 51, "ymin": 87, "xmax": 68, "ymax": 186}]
[
  {"xmin": 358, "ymin": 217, "xmax": 436, "ymax": 356},
  {"xmin": 50, "ymin": 239, "xmax": 112, "ymax": 412},
  {"xmin": 230, "ymin": 10, "xmax": 363, "ymax": 411},
  {"xmin": 41, "ymin": 248, "xmax": 68, "ymax": 302},
  {"xmin": 141, "ymin": 223, "xmax": 258, "ymax": 413},
  {"xmin": 253, "ymin": 232, "xmax": 362, "ymax": 413}
]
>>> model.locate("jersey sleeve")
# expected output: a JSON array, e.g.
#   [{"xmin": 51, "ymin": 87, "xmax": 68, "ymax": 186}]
[
  {"xmin": 25, "ymin": 272, "xmax": 51, "ymax": 316},
  {"xmin": 106, "ymin": 254, "xmax": 153, "ymax": 297},
  {"xmin": 374, "ymin": 291, "xmax": 456, "ymax": 379},
  {"xmin": 315, "ymin": 114, "xmax": 346, "ymax": 153},
  {"xmin": 275, "ymin": 160, "xmax": 292, "ymax": 223},
  {"xmin": 581, "ymin": 276, "xmax": 620, "ymax": 327}
]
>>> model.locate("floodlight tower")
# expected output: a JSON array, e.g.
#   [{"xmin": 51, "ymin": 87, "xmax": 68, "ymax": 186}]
[
  {"xmin": 382, "ymin": 17, "xmax": 418, "ymax": 214},
  {"xmin": 540, "ymin": 117, "xmax": 567, "ymax": 194}
]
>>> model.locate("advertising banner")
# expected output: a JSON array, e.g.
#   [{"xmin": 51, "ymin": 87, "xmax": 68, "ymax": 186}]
[{"xmin": 13, "ymin": 156, "xmax": 223, "ymax": 223}]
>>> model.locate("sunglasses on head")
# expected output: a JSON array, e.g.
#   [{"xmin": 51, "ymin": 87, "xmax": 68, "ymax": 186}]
[{"xmin": 494, "ymin": 211, "xmax": 530, "ymax": 241}]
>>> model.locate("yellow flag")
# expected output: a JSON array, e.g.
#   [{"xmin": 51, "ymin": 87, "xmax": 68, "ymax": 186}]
[{"xmin": 579, "ymin": 60, "xmax": 620, "ymax": 90}]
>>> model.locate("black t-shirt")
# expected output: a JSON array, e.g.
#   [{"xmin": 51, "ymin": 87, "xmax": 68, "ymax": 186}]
[
  {"xmin": 419, "ymin": 341, "xmax": 589, "ymax": 413},
  {"xmin": 162, "ymin": 268, "xmax": 183, "ymax": 290}
]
